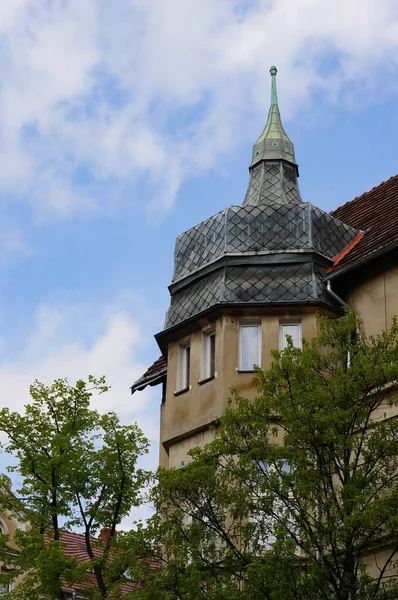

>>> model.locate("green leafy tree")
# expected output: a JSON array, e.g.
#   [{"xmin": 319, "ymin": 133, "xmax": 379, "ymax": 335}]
[
  {"xmin": 145, "ymin": 311, "xmax": 398, "ymax": 600},
  {"xmin": 0, "ymin": 376, "xmax": 151, "ymax": 600}
]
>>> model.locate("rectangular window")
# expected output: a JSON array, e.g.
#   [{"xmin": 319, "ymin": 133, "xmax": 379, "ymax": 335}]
[
  {"xmin": 177, "ymin": 341, "xmax": 191, "ymax": 391},
  {"xmin": 201, "ymin": 330, "xmax": 216, "ymax": 380},
  {"xmin": 240, "ymin": 324, "xmax": 261, "ymax": 371},
  {"xmin": 279, "ymin": 322, "xmax": 302, "ymax": 350},
  {"xmin": 250, "ymin": 459, "xmax": 294, "ymax": 551}
]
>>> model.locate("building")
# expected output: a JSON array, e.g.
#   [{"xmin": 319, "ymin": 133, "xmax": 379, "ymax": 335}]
[
  {"xmin": 131, "ymin": 65, "xmax": 398, "ymax": 471},
  {"xmin": 52, "ymin": 529, "xmax": 141, "ymax": 599},
  {"xmin": 0, "ymin": 505, "xmax": 29, "ymax": 596}
]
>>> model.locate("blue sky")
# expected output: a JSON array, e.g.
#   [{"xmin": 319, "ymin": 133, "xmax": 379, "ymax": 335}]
[{"xmin": 1, "ymin": 0, "xmax": 398, "ymax": 524}]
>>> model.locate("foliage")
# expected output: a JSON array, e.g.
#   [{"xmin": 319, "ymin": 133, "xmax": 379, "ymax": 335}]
[
  {"xmin": 0, "ymin": 376, "xmax": 151, "ymax": 599},
  {"xmin": 144, "ymin": 311, "xmax": 398, "ymax": 600}
]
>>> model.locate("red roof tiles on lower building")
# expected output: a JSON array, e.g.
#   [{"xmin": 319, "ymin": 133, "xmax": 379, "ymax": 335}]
[
  {"xmin": 59, "ymin": 530, "xmax": 151, "ymax": 596},
  {"xmin": 329, "ymin": 174, "xmax": 398, "ymax": 273}
]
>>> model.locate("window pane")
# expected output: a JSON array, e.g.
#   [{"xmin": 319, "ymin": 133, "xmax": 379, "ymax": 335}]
[
  {"xmin": 241, "ymin": 326, "xmax": 260, "ymax": 370},
  {"xmin": 185, "ymin": 346, "xmax": 191, "ymax": 388},
  {"xmin": 280, "ymin": 324, "xmax": 301, "ymax": 350},
  {"xmin": 209, "ymin": 334, "xmax": 215, "ymax": 377},
  {"xmin": 177, "ymin": 342, "xmax": 190, "ymax": 391}
]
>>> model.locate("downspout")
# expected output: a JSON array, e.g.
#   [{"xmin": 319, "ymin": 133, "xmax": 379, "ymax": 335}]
[{"xmin": 326, "ymin": 280, "xmax": 346, "ymax": 307}]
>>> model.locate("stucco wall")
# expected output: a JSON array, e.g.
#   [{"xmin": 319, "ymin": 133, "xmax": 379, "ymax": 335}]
[
  {"xmin": 160, "ymin": 307, "xmax": 330, "ymax": 468},
  {"xmin": 346, "ymin": 255, "xmax": 398, "ymax": 336}
]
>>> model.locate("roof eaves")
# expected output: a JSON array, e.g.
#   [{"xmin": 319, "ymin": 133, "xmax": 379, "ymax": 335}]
[
  {"xmin": 325, "ymin": 237, "xmax": 398, "ymax": 281},
  {"xmin": 130, "ymin": 367, "xmax": 167, "ymax": 395},
  {"xmin": 326, "ymin": 231, "xmax": 365, "ymax": 273}
]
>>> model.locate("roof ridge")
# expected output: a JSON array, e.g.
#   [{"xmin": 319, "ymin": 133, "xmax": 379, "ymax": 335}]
[
  {"xmin": 61, "ymin": 530, "xmax": 100, "ymax": 542},
  {"xmin": 331, "ymin": 174, "xmax": 398, "ymax": 215}
]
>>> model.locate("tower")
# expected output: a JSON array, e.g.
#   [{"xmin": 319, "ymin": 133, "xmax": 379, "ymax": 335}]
[{"xmin": 138, "ymin": 68, "xmax": 361, "ymax": 469}]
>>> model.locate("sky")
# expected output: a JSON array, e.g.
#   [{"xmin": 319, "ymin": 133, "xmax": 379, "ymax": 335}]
[{"xmin": 1, "ymin": 0, "xmax": 398, "ymax": 525}]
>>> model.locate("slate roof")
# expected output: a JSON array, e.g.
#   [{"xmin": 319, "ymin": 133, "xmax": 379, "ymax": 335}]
[
  {"xmin": 131, "ymin": 174, "xmax": 398, "ymax": 391},
  {"xmin": 329, "ymin": 174, "xmax": 398, "ymax": 274}
]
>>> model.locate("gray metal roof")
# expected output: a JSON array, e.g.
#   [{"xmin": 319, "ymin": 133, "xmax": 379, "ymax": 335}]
[{"xmin": 159, "ymin": 68, "xmax": 359, "ymax": 332}]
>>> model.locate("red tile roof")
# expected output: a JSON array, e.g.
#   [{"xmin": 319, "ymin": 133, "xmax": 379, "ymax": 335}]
[
  {"xmin": 143, "ymin": 356, "xmax": 166, "ymax": 378},
  {"xmin": 130, "ymin": 356, "xmax": 166, "ymax": 394},
  {"xmin": 61, "ymin": 530, "xmax": 105, "ymax": 562},
  {"xmin": 59, "ymin": 530, "xmax": 156, "ymax": 596},
  {"xmin": 329, "ymin": 174, "xmax": 398, "ymax": 273}
]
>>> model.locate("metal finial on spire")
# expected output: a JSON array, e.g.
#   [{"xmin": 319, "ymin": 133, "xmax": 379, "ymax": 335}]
[{"xmin": 270, "ymin": 65, "xmax": 278, "ymax": 105}]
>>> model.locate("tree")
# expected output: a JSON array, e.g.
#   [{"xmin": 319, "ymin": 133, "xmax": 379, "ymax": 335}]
[
  {"xmin": 0, "ymin": 376, "xmax": 151, "ymax": 600},
  {"xmin": 145, "ymin": 311, "xmax": 398, "ymax": 600}
]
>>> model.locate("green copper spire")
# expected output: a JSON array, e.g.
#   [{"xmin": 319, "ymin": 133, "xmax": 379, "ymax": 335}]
[
  {"xmin": 255, "ymin": 66, "xmax": 293, "ymax": 148},
  {"xmin": 243, "ymin": 66, "xmax": 302, "ymax": 207}
]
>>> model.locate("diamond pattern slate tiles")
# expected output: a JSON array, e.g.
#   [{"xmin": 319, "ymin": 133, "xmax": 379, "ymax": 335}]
[
  {"xmin": 244, "ymin": 163, "xmax": 263, "ymax": 205},
  {"xmin": 173, "ymin": 210, "xmax": 226, "ymax": 281},
  {"xmin": 172, "ymin": 203, "xmax": 359, "ymax": 286},
  {"xmin": 166, "ymin": 269, "xmax": 224, "ymax": 328},
  {"xmin": 244, "ymin": 162, "xmax": 301, "ymax": 207},
  {"xmin": 224, "ymin": 264, "xmax": 314, "ymax": 304},
  {"xmin": 312, "ymin": 208, "xmax": 359, "ymax": 259},
  {"xmin": 165, "ymin": 263, "xmax": 330, "ymax": 328},
  {"xmin": 314, "ymin": 263, "xmax": 333, "ymax": 305},
  {"xmin": 284, "ymin": 164, "xmax": 301, "ymax": 203},
  {"xmin": 227, "ymin": 204, "xmax": 309, "ymax": 252}
]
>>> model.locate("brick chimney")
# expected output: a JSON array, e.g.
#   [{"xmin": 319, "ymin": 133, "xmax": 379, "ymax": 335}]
[{"xmin": 99, "ymin": 527, "xmax": 111, "ymax": 542}]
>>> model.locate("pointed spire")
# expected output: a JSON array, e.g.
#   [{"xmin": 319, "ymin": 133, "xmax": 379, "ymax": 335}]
[
  {"xmin": 243, "ymin": 66, "xmax": 302, "ymax": 207},
  {"xmin": 253, "ymin": 66, "xmax": 295, "ymax": 158}
]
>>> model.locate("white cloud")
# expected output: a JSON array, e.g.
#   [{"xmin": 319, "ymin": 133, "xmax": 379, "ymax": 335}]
[
  {"xmin": 0, "ymin": 0, "xmax": 398, "ymax": 216},
  {"xmin": 0, "ymin": 297, "xmax": 161, "ymax": 524},
  {"xmin": 0, "ymin": 299, "xmax": 160, "ymax": 445}
]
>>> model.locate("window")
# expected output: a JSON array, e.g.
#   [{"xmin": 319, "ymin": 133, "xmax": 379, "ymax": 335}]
[
  {"xmin": 177, "ymin": 340, "xmax": 191, "ymax": 391},
  {"xmin": 239, "ymin": 323, "xmax": 261, "ymax": 371},
  {"xmin": 0, "ymin": 583, "xmax": 10, "ymax": 596},
  {"xmin": 0, "ymin": 520, "xmax": 8, "ymax": 535},
  {"xmin": 201, "ymin": 330, "xmax": 215, "ymax": 380},
  {"xmin": 250, "ymin": 459, "xmax": 295, "ymax": 551},
  {"xmin": 279, "ymin": 322, "xmax": 302, "ymax": 350}
]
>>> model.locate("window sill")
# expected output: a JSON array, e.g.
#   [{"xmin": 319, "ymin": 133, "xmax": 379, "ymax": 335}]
[
  {"xmin": 236, "ymin": 369, "xmax": 257, "ymax": 374},
  {"xmin": 198, "ymin": 375, "xmax": 215, "ymax": 385},
  {"xmin": 174, "ymin": 387, "xmax": 190, "ymax": 397}
]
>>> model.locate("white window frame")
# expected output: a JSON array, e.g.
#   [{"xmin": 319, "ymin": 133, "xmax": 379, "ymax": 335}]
[
  {"xmin": 279, "ymin": 322, "xmax": 302, "ymax": 351},
  {"xmin": 239, "ymin": 322, "xmax": 261, "ymax": 371},
  {"xmin": 250, "ymin": 459, "xmax": 295, "ymax": 551},
  {"xmin": 0, "ymin": 583, "xmax": 10, "ymax": 596},
  {"xmin": 201, "ymin": 328, "xmax": 216, "ymax": 380},
  {"xmin": 177, "ymin": 339, "xmax": 191, "ymax": 391}
]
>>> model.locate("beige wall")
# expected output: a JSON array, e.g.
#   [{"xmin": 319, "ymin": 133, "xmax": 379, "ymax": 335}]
[
  {"xmin": 364, "ymin": 547, "xmax": 398, "ymax": 585},
  {"xmin": 168, "ymin": 428, "xmax": 215, "ymax": 469},
  {"xmin": 346, "ymin": 255, "xmax": 398, "ymax": 336},
  {"xmin": 160, "ymin": 306, "xmax": 331, "ymax": 468}
]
